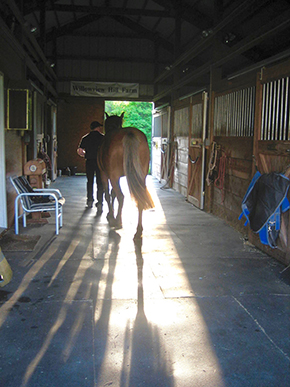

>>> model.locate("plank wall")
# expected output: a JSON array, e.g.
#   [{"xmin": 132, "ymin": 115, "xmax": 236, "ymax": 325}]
[
  {"xmin": 173, "ymin": 136, "xmax": 188, "ymax": 197},
  {"xmin": 172, "ymin": 103, "xmax": 190, "ymax": 197},
  {"xmin": 211, "ymin": 136, "xmax": 253, "ymax": 234}
]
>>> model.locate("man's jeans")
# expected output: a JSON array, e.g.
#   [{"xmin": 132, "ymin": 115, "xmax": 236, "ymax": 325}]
[{"xmin": 86, "ymin": 159, "xmax": 103, "ymax": 204}]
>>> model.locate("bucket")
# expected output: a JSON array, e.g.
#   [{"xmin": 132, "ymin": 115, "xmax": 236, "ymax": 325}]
[{"xmin": 0, "ymin": 247, "xmax": 13, "ymax": 287}]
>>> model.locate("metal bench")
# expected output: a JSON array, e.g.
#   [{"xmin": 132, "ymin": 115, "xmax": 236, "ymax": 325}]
[{"xmin": 10, "ymin": 175, "xmax": 65, "ymax": 235}]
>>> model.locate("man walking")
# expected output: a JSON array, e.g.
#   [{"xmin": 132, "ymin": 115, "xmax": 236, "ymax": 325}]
[{"xmin": 77, "ymin": 121, "xmax": 104, "ymax": 212}]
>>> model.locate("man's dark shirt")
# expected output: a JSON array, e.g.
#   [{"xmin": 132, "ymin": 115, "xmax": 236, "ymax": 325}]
[{"xmin": 79, "ymin": 131, "xmax": 104, "ymax": 160}]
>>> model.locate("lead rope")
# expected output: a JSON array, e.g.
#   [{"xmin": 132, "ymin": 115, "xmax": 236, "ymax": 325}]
[
  {"xmin": 160, "ymin": 139, "xmax": 177, "ymax": 189},
  {"xmin": 206, "ymin": 141, "xmax": 217, "ymax": 186}
]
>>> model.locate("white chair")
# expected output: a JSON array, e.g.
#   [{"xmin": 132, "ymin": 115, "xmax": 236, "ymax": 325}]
[{"xmin": 10, "ymin": 175, "xmax": 65, "ymax": 235}]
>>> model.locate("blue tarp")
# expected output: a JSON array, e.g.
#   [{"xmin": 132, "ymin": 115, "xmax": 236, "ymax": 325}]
[{"xmin": 239, "ymin": 171, "xmax": 290, "ymax": 248}]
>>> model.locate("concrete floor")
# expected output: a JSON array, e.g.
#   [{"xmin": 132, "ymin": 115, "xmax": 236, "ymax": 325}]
[{"xmin": 0, "ymin": 175, "xmax": 289, "ymax": 387}]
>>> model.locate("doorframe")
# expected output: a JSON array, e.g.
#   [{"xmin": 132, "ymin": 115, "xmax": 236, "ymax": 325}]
[
  {"xmin": 200, "ymin": 91, "xmax": 208, "ymax": 210},
  {"xmin": 0, "ymin": 72, "xmax": 8, "ymax": 229}
]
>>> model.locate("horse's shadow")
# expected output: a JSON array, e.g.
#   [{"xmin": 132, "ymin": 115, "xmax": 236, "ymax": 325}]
[
  {"xmin": 92, "ymin": 229, "xmax": 121, "ymax": 378},
  {"xmin": 120, "ymin": 239, "xmax": 175, "ymax": 387}
]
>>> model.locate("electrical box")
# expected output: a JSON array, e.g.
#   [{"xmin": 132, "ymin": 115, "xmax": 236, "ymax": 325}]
[{"xmin": 7, "ymin": 89, "xmax": 32, "ymax": 130}]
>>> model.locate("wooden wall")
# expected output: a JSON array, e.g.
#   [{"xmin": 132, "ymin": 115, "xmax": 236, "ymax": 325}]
[
  {"xmin": 57, "ymin": 97, "xmax": 104, "ymax": 173},
  {"xmin": 55, "ymin": 33, "xmax": 158, "ymax": 100},
  {"xmin": 0, "ymin": 28, "xmax": 27, "ymax": 228},
  {"xmin": 208, "ymin": 61, "xmax": 290, "ymax": 265},
  {"xmin": 5, "ymin": 131, "xmax": 24, "ymax": 228},
  {"xmin": 211, "ymin": 136, "xmax": 253, "ymax": 233},
  {"xmin": 173, "ymin": 136, "xmax": 188, "ymax": 197},
  {"xmin": 162, "ymin": 61, "xmax": 290, "ymax": 266},
  {"xmin": 172, "ymin": 103, "xmax": 190, "ymax": 197}
]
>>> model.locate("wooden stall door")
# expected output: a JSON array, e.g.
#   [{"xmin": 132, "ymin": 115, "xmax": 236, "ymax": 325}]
[
  {"xmin": 173, "ymin": 104, "xmax": 190, "ymax": 197},
  {"xmin": 252, "ymin": 63, "xmax": 290, "ymax": 264},
  {"xmin": 187, "ymin": 92, "xmax": 207, "ymax": 209},
  {"xmin": 152, "ymin": 107, "xmax": 170, "ymax": 182}
]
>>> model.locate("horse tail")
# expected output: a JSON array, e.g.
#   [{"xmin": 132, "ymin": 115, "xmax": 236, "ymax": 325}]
[{"xmin": 123, "ymin": 131, "xmax": 154, "ymax": 210}]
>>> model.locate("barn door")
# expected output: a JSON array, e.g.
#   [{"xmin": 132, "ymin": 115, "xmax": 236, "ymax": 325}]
[
  {"xmin": 187, "ymin": 92, "xmax": 208, "ymax": 209},
  {"xmin": 152, "ymin": 107, "xmax": 170, "ymax": 182}
]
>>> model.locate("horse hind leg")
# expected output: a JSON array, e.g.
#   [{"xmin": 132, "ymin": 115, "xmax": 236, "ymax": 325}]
[
  {"xmin": 105, "ymin": 188, "xmax": 114, "ymax": 222},
  {"xmin": 109, "ymin": 180, "xmax": 124, "ymax": 230},
  {"xmin": 107, "ymin": 188, "xmax": 118, "ymax": 223},
  {"xmin": 102, "ymin": 177, "xmax": 114, "ymax": 222},
  {"xmin": 104, "ymin": 185, "xmax": 114, "ymax": 220},
  {"xmin": 134, "ymin": 204, "xmax": 143, "ymax": 240}
]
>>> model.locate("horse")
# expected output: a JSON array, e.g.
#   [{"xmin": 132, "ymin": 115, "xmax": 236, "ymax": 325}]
[{"xmin": 98, "ymin": 112, "xmax": 154, "ymax": 239}]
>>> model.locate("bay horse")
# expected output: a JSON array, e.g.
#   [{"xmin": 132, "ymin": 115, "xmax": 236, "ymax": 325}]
[{"xmin": 98, "ymin": 112, "xmax": 154, "ymax": 239}]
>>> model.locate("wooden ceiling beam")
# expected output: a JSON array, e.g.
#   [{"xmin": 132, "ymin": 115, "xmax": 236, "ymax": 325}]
[
  {"xmin": 5, "ymin": 0, "xmax": 57, "ymax": 80},
  {"xmin": 45, "ymin": 14, "xmax": 102, "ymax": 41},
  {"xmin": 154, "ymin": 0, "xmax": 271, "ymax": 84},
  {"xmin": 152, "ymin": 0, "xmax": 213, "ymax": 30},
  {"xmin": 25, "ymin": 4, "xmax": 172, "ymax": 18},
  {"xmin": 112, "ymin": 15, "xmax": 174, "ymax": 53},
  {"xmin": 154, "ymin": 7, "xmax": 290, "ymax": 101},
  {"xmin": 45, "ymin": 12, "xmax": 174, "ymax": 54},
  {"xmin": 50, "ymin": 53, "xmax": 168, "ymax": 65}
]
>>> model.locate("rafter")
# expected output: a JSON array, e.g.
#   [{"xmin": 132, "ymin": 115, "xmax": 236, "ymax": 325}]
[
  {"xmin": 45, "ymin": 14, "xmax": 102, "ymax": 41},
  {"xmin": 50, "ymin": 53, "xmax": 168, "ymax": 65},
  {"xmin": 112, "ymin": 15, "xmax": 174, "ymax": 53},
  {"xmin": 23, "ymin": 4, "xmax": 172, "ymax": 18},
  {"xmin": 154, "ymin": 0, "xmax": 271, "ymax": 83},
  {"xmin": 154, "ymin": 5, "xmax": 290, "ymax": 100},
  {"xmin": 152, "ymin": 0, "xmax": 213, "ymax": 30},
  {"xmin": 44, "ymin": 11, "xmax": 174, "ymax": 55}
]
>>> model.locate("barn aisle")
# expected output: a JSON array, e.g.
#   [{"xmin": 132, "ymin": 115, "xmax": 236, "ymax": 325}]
[{"xmin": 0, "ymin": 175, "xmax": 289, "ymax": 387}]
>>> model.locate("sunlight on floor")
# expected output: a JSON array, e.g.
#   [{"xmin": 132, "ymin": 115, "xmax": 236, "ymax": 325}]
[
  {"xmin": 93, "ymin": 176, "xmax": 225, "ymax": 386},
  {"xmin": 0, "ymin": 175, "xmax": 224, "ymax": 386}
]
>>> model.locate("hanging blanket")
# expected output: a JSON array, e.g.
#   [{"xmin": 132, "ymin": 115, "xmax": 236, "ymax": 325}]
[{"xmin": 239, "ymin": 171, "xmax": 290, "ymax": 248}]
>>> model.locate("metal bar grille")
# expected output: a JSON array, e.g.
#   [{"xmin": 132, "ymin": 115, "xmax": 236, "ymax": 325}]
[
  {"xmin": 261, "ymin": 77, "xmax": 290, "ymax": 140},
  {"xmin": 214, "ymin": 86, "xmax": 255, "ymax": 136}
]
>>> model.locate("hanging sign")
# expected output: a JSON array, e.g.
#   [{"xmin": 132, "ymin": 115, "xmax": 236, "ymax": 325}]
[{"xmin": 70, "ymin": 81, "xmax": 139, "ymax": 98}]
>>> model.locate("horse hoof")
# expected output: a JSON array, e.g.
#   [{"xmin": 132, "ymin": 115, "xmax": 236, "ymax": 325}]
[
  {"xmin": 109, "ymin": 218, "xmax": 122, "ymax": 229},
  {"xmin": 96, "ymin": 209, "xmax": 103, "ymax": 217}
]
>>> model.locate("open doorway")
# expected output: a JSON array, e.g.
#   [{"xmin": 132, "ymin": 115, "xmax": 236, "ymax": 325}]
[{"xmin": 104, "ymin": 101, "xmax": 153, "ymax": 160}]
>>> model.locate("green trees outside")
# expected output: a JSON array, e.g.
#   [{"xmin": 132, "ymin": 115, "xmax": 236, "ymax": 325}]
[{"xmin": 104, "ymin": 101, "xmax": 153, "ymax": 153}]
